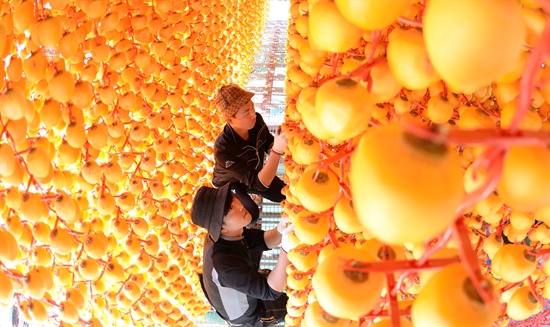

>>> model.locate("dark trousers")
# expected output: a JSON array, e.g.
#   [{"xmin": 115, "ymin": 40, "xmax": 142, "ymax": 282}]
[
  {"xmin": 248, "ymin": 176, "xmax": 286, "ymax": 203},
  {"xmin": 259, "ymin": 293, "xmax": 288, "ymax": 326},
  {"xmin": 199, "ymin": 273, "xmax": 288, "ymax": 327},
  {"xmin": 227, "ymin": 293, "xmax": 288, "ymax": 327}
]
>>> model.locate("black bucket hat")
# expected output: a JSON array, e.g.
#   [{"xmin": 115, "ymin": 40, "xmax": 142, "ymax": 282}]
[
  {"xmin": 191, "ymin": 183, "xmax": 259, "ymax": 242},
  {"xmin": 191, "ymin": 183, "xmax": 232, "ymax": 242}
]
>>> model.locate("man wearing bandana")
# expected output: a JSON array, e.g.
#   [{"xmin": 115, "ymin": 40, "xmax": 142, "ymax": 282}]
[{"xmin": 212, "ymin": 84, "xmax": 288, "ymax": 203}]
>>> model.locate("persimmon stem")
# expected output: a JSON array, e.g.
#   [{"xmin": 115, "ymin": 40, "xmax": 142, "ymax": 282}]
[
  {"xmin": 530, "ymin": 248, "xmax": 550, "ymax": 257},
  {"xmin": 527, "ymin": 276, "xmax": 544, "ymax": 304},
  {"xmin": 328, "ymin": 228, "xmax": 340, "ymax": 248},
  {"xmin": 349, "ymin": 56, "xmax": 385, "ymax": 81},
  {"xmin": 314, "ymin": 144, "xmax": 355, "ymax": 166},
  {"xmin": 385, "ymin": 273, "xmax": 401, "ymax": 327},
  {"xmin": 330, "ymin": 53, "xmax": 340, "ymax": 77},
  {"xmin": 456, "ymin": 152, "xmax": 504, "ymax": 215},
  {"xmin": 397, "ymin": 16, "xmax": 423, "ymax": 28},
  {"xmin": 452, "ymin": 219, "xmax": 492, "ymax": 304},
  {"xmin": 2, "ymin": 268, "xmax": 26, "ymax": 280},
  {"xmin": 41, "ymin": 297, "xmax": 61, "ymax": 309},
  {"xmin": 415, "ymin": 228, "xmax": 453, "ymax": 267},
  {"xmin": 391, "ymin": 271, "xmax": 417, "ymax": 296}
]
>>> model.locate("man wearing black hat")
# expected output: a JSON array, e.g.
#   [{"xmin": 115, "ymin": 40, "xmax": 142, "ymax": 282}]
[
  {"xmin": 212, "ymin": 84, "xmax": 288, "ymax": 203},
  {"xmin": 192, "ymin": 182, "xmax": 295, "ymax": 327}
]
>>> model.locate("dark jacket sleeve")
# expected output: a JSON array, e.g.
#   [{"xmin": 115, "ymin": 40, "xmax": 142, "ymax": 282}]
[
  {"xmin": 243, "ymin": 228, "xmax": 270, "ymax": 252},
  {"xmin": 214, "ymin": 145, "xmax": 269, "ymax": 191}
]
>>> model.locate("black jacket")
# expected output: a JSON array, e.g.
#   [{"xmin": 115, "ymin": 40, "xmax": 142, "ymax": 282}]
[
  {"xmin": 213, "ymin": 113, "xmax": 274, "ymax": 191},
  {"xmin": 201, "ymin": 228, "xmax": 282, "ymax": 324}
]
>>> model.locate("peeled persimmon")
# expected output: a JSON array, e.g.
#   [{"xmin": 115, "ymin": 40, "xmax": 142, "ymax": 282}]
[
  {"xmin": 356, "ymin": 238, "xmax": 407, "ymax": 263},
  {"xmin": 297, "ymin": 38, "xmax": 326, "ymax": 75},
  {"xmin": 497, "ymin": 145, "xmax": 550, "ymax": 212},
  {"xmin": 293, "ymin": 138, "xmax": 321, "ymax": 165},
  {"xmin": 369, "ymin": 61, "xmax": 403, "ymax": 104},
  {"xmin": 65, "ymin": 121, "xmax": 87, "ymax": 148},
  {"xmin": 308, "ymin": 0, "xmax": 363, "ymax": 53},
  {"xmin": 78, "ymin": 258, "xmax": 102, "ymax": 281},
  {"xmin": 0, "ymin": 269, "xmax": 14, "ymax": 304},
  {"xmin": 20, "ymin": 192, "xmax": 49, "ymax": 222},
  {"xmin": 387, "ymin": 28, "xmax": 440, "ymax": 91},
  {"xmin": 286, "ymin": 270, "xmax": 311, "ymax": 290},
  {"xmin": 81, "ymin": 0, "xmax": 108, "ymax": 18},
  {"xmin": 295, "ymin": 163, "xmax": 340, "ymax": 213},
  {"xmin": 26, "ymin": 146, "xmax": 52, "ymax": 179},
  {"xmin": 0, "ymin": 228, "xmax": 18, "ymax": 262},
  {"xmin": 97, "ymin": 193, "xmax": 117, "ymax": 215},
  {"xmin": 71, "ymin": 81, "xmax": 95, "ymax": 109},
  {"xmin": 13, "ymin": 0, "xmax": 35, "ymax": 33},
  {"xmin": 287, "ymin": 244, "xmax": 319, "ymax": 272},
  {"xmin": 426, "ymin": 95, "xmax": 454, "ymax": 125},
  {"xmin": 24, "ymin": 269, "xmax": 46, "ymax": 299},
  {"xmin": 59, "ymin": 300, "xmax": 80, "ymax": 323},
  {"xmin": 299, "ymin": 94, "xmax": 336, "ymax": 142},
  {"xmin": 1, "ymin": 86, "xmax": 27, "ymax": 121},
  {"xmin": 506, "ymin": 286, "xmax": 543, "ymax": 321},
  {"xmin": 0, "ymin": 143, "xmax": 16, "ymax": 177},
  {"xmin": 315, "ymin": 78, "xmax": 373, "ymax": 141},
  {"xmin": 350, "ymin": 124, "xmax": 464, "ymax": 244},
  {"xmin": 52, "ymin": 192, "xmax": 77, "ymax": 223},
  {"xmin": 83, "ymin": 232, "xmax": 108, "ymax": 260},
  {"xmin": 423, "ymin": 0, "xmax": 526, "ymax": 93},
  {"xmin": 2, "ymin": 159, "xmax": 25, "ymax": 187},
  {"xmin": 6, "ymin": 55, "xmax": 22, "ymax": 82},
  {"xmin": 57, "ymin": 31, "xmax": 79, "ymax": 59},
  {"xmin": 491, "ymin": 244, "xmax": 537, "ymax": 283},
  {"xmin": 509, "ymin": 210, "xmax": 535, "ymax": 231},
  {"xmin": 482, "ymin": 233, "xmax": 504, "ymax": 260},
  {"xmin": 292, "ymin": 210, "xmax": 330, "ymax": 245},
  {"xmin": 333, "ymin": 195, "xmax": 363, "ymax": 234},
  {"xmin": 37, "ymin": 16, "xmax": 63, "ymax": 47},
  {"xmin": 30, "ymin": 247, "xmax": 52, "ymax": 266},
  {"xmin": 500, "ymin": 100, "xmax": 542, "ymax": 131},
  {"xmin": 411, "ymin": 263, "xmax": 499, "ymax": 326},
  {"xmin": 54, "ymin": 141, "xmax": 81, "ymax": 165},
  {"xmin": 334, "ymin": 0, "xmax": 411, "ymax": 31},
  {"xmin": 304, "ymin": 300, "xmax": 351, "ymax": 327},
  {"xmin": 48, "ymin": 70, "xmax": 75, "ymax": 103},
  {"xmin": 312, "ymin": 246, "xmax": 384, "ymax": 319},
  {"xmin": 457, "ymin": 105, "xmax": 495, "ymax": 130},
  {"xmin": 86, "ymin": 123, "xmax": 109, "ymax": 150}
]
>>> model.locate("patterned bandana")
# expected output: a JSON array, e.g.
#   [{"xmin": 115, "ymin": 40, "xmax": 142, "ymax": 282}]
[{"xmin": 214, "ymin": 84, "xmax": 254, "ymax": 121}]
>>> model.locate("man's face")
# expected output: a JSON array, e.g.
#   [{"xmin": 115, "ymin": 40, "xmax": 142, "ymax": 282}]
[
  {"xmin": 222, "ymin": 196, "xmax": 252, "ymax": 232},
  {"xmin": 228, "ymin": 100, "xmax": 256, "ymax": 131}
]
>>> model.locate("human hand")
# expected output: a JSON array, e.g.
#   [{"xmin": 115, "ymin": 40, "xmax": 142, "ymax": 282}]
[
  {"xmin": 272, "ymin": 128, "xmax": 288, "ymax": 154},
  {"xmin": 281, "ymin": 232, "xmax": 296, "ymax": 253},
  {"xmin": 277, "ymin": 216, "xmax": 293, "ymax": 235},
  {"xmin": 277, "ymin": 217, "xmax": 295, "ymax": 252}
]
